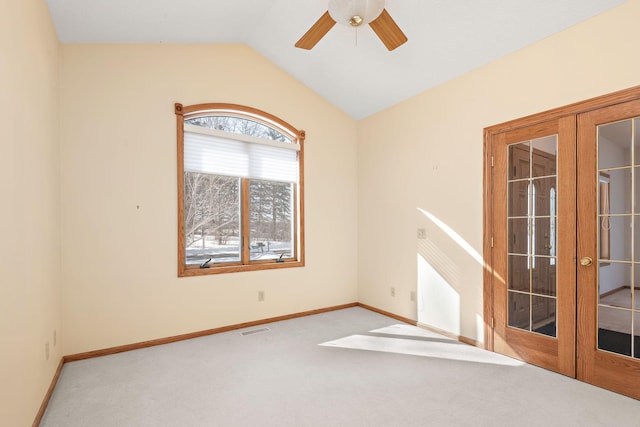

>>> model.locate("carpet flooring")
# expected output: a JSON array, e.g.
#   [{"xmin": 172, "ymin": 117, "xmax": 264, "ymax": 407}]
[{"xmin": 40, "ymin": 307, "xmax": 640, "ymax": 426}]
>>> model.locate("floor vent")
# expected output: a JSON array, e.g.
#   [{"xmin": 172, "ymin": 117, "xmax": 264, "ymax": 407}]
[{"xmin": 240, "ymin": 327, "xmax": 270, "ymax": 336}]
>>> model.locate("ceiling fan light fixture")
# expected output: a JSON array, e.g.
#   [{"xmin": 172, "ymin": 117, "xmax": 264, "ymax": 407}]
[
  {"xmin": 328, "ymin": 0, "xmax": 385, "ymax": 27},
  {"xmin": 295, "ymin": 0, "xmax": 406, "ymax": 51}
]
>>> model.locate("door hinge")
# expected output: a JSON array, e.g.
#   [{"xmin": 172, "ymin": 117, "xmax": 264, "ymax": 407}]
[
  {"xmin": 491, "ymin": 237, "xmax": 494, "ymax": 248},
  {"xmin": 491, "ymin": 317, "xmax": 495, "ymax": 328},
  {"xmin": 491, "ymin": 156, "xmax": 494, "ymax": 167}
]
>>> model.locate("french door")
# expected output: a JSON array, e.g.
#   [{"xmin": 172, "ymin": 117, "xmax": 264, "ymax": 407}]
[
  {"xmin": 491, "ymin": 117, "xmax": 576, "ymax": 378},
  {"xmin": 486, "ymin": 90, "xmax": 640, "ymax": 400},
  {"xmin": 577, "ymin": 100, "xmax": 640, "ymax": 399}
]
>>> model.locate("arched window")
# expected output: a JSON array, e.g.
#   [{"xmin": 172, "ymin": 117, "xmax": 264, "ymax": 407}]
[{"xmin": 175, "ymin": 103, "xmax": 305, "ymax": 276}]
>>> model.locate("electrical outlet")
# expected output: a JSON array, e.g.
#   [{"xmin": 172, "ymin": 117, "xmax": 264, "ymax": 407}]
[
  {"xmin": 258, "ymin": 290, "xmax": 265, "ymax": 302},
  {"xmin": 391, "ymin": 287, "xmax": 396, "ymax": 297},
  {"xmin": 410, "ymin": 291, "xmax": 416, "ymax": 302},
  {"xmin": 45, "ymin": 341, "xmax": 50, "ymax": 360},
  {"xmin": 417, "ymin": 228, "xmax": 426, "ymax": 239}
]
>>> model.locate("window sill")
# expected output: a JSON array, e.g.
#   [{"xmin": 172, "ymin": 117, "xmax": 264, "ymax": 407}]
[{"xmin": 179, "ymin": 260, "xmax": 305, "ymax": 277}]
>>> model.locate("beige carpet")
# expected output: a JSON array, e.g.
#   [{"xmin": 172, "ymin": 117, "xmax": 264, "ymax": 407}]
[{"xmin": 40, "ymin": 307, "xmax": 640, "ymax": 426}]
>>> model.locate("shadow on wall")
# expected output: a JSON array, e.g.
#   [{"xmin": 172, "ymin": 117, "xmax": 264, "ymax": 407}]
[{"xmin": 416, "ymin": 208, "xmax": 487, "ymax": 342}]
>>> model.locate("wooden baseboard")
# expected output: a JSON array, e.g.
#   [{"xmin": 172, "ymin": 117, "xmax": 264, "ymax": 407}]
[
  {"xmin": 356, "ymin": 303, "xmax": 481, "ymax": 348},
  {"xmin": 600, "ymin": 286, "xmax": 625, "ymax": 298},
  {"xmin": 417, "ymin": 322, "xmax": 481, "ymax": 348},
  {"xmin": 64, "ymin": 303, "xmax": 477, "ymax": 363},
  {"xmin": 32, "ymin": 357, "xmax": 64, "ymax": 427},
  {"xmin": 599, "ymin": 285, "xmax": 640, "ymax": 299},
  {"xmin": 356, "ymin": 303, "xmax": 418, "ymax": 326},
  {"xmin": 64, "ymin": 302, "xmax": 358, "ymax": 362}
]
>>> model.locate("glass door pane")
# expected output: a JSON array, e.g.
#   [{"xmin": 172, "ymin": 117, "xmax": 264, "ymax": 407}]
[
  {"xmin": 597, "ymin": 119, "xmax": 638, "ymax": 358},
  {"xmin": 507, "ymin": 136, "xmax": 558, "ymax": 337}
]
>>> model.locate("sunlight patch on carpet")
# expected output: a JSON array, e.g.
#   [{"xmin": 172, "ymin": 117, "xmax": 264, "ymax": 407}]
[{"xmin": 320, "ymin": 327, "xmax": 523, "ymax": 367}]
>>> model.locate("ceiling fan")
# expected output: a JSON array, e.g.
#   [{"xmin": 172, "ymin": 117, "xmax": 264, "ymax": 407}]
[{"xmin": 295, "ymin": 0, "xmax": 408, "ymax": 51}]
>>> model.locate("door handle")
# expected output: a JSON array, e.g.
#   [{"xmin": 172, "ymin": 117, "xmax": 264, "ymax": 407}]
[{"xmin": 580, "ymin": 257, "xmax": 593, "ymax": 267}]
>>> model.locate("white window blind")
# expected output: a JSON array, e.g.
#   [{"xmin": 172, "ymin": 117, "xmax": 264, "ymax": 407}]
[{"xmin": 184, "ymin": 124, "xmax": 299, "ymax": 183}]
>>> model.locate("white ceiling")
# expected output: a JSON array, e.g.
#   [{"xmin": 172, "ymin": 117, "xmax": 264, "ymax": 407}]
[{"xmin": 45, "ymin": 0, "xmax": 627, "ymax": 120}]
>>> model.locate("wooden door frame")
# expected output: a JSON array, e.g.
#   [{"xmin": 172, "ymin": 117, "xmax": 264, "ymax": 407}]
[{"xmin": 484, "ymin": 85, "xmax": 640, "ymax": 354}]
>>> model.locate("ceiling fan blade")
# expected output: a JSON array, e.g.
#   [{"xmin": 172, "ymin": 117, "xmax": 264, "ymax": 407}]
[
  {"xmin": 295, "ymin": 11, "xmax": 336, "ymax": 50},
  {"xmin": 369, "ymin": 8, "xmax": 408, "ymax": 51}
]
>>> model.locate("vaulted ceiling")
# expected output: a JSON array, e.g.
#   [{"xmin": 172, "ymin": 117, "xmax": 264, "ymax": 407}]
[{"xmin": 45, "ymin": 0, "xmax": 627, "ymax": 119}]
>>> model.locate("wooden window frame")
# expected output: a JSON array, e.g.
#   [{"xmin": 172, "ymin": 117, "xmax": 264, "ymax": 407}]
[{"xmin": 175, "ymin": 103, "xmax": 305, "ymax": 277}]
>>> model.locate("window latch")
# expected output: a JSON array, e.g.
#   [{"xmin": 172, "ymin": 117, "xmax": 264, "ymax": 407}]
[
  {"xmin": 200, "ymin": 258, "xmax": 212, "ymax": 269},
  {"xmin": 276, "ymin": 253, "xmax": 285, "ymax": 263}
]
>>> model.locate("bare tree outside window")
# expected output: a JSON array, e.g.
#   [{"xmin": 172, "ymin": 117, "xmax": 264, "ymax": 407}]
[
  {"xmin": 184, "ymin": 173, "xmax": 239, "ymax": 264},
  {"xmin": 186, "ymin": 116, "xmax": 291, "ymax": 143}
]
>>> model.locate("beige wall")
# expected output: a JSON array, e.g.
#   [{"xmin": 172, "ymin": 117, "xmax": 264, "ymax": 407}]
[
  {"xmin": 0, "ymin": 0, "xmax": 62, "ymax": 425},
  {"xmin": 60, "ymin": 44, "xmax": 359, "ymax": 354},
  {"xmin": 358, "ymin": 0, "xmax": 640, "ymax": 343},
  {"xmin": 6, "ymin": 1, "xmax": 640, "ymax": 423}
]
